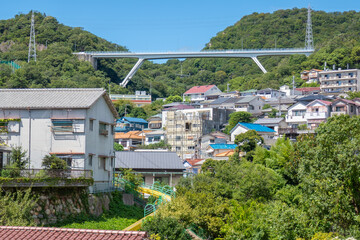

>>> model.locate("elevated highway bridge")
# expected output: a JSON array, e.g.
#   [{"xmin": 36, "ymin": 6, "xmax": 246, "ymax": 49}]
[{"xmin": 74, "ymin": 47, "xmax": 314, "ymax": 87}]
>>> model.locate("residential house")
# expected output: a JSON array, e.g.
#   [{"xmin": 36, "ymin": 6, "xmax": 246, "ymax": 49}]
[
  {"xmin": 296, "ymin": 94, "xmax": 334, "ymax": 104},
  {"xmin": 285, "ymin": 102, "xmax": 308, "ymax": 128},
  {"xmin": 256, "ymin": 88, "xmax": 286, "ymax": 99},
  {"xmin": 254, "ymin": 118, "xmax": 287, "ymax": 136},
  {"xmin": 115, "ymin": 117, "xmax": 148, "ymax": 132},
  {"xmin": 320, "ymin": 69, "xmax": 360, "ymax": 94},
  {"xmin": 110, "ymin": 90, "xmax": 151, "ymax": 107},
  {"xmin": 234, "ymin": 96, "xmax": 265, "ymax": 114},
  {"xmin": 145, "ymin": 130, "xmax": 166, "ymax": 145},
  {"xmin": 165, "ymin": 108, "xmax": 232, "ymax": 159},
  {"xmin": 0, "ymin": 88, "xmax": 118, "ymax": 192},
  {"xmin": 295, "ymin": 87, "xmax": 321, "ymax": 96},
  {"xmin": 230, "ymin": 122, "xmax": 276, "ymax": 145},
  {"xmin": 240, "ymin": 89, "xmax": 257, "ymax": 96},
  {"xmin": 208, "ymin": 97, "xmax": 239, "ymax": 110},
  {"xmin": 183, "ymin": 85, "xmax": 222, "ymax": 102},
  {"xmin": 220, "ymin": 90, "xmax": 240, "ymax": 98},
  {"xmin": 279, "ymin": 85, "xmax": 302, "ymax": 97},
  {"xmin": 197, "ymin": 131, "xmax": 230, "ymax": 158},
  {"xmin": 305, "ymin": 100, "xmax": 332, "ymax": 129},
  {"xmin": 183, "ymin": 159, "xmax": 204, "ymax": 174},
  {"xmin": 114, "ymin": 130, "xmax": 151, "ymax": 150},
  {"xmin": 301, "ymin": 69, "xmax": 322, "ymax": 84},
  {"xmin": 206, "ymin": 144, "xmax": 237, "ymax": 160},
  {"xmin": 148, "ymin": 113, "xmax": 162, "ymax": 129},
  {"xmin": 115, "ymin": 151, "xmax": 185, "ymax": 186},
  {"xmin": 331, "ymin": 98, "xmax": 358, "ymax": 117}
]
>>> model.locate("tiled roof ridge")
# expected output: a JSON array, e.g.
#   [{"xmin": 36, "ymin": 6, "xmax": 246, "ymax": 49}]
[
  {"xmin": 0, "ymin": 226, "xmax": 147, "ymax": 235},
  {"xmin": 0, "ymin": 88, "xmax": 105, "ymax": 92}
]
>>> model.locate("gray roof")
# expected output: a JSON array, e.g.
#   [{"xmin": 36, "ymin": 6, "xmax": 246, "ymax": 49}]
[
  {"xmin": 236, "ymin": 96, "xmax": 259, "ymax": 104},
  {"xmin": 0, "ymin": 88, "xmax": 118, "ymax": 116},
  {"xmin": 266, "ymin": 97, "xmax": 296, "ymax": 105},
  {"xmin": 209, "ymin": 97, "xmax": 231, "ymax": 105},
  {"xmin": 115, "ymin": 151, "xmax": 185, "ymax": 170},
  {"xmin": 255, "ymin": 118, "xmax": 284, "ymax": 125}
]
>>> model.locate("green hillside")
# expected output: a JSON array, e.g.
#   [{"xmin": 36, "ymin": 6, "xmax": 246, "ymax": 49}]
[{"xmin": 1, "ymin": 9, "xmax": 360, "ymax": 97}]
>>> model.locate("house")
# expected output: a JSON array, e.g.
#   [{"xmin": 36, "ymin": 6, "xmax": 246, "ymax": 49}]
[
  {"xmin": 331, "ymin": 98, "xmax": 358, "ymax": 117},
  {"xmin": 295, "ymin": 87, "xmax": 321, "ymax": 96},
  {"xmin": 296, "ymin": 94, "xmax": 334, "ymax": 104},
  {"xmin": 234, "ymin": 96, "xmax": 265, "ymax": 114},
  {"xmin": 115, "ymin": 117, "xmax": 148, "ymax": 132},
  {"xmin": 305, "ymin": 100, "xmax": 332, "ymax": 129},
  {"xmin": 0, "ymin": 88, "xmax": 118, "ymax": 192},
  {"xmin": 230, "ymin": 122, "xmax": 276, "ymax": 145},
  {"xmin": 285, "ymin": 102, "xmax": 308, "ymax": 128},
  {"xmin": 279, "ymin": 85, "xmax": 302, "ymax": 97},
  {"xmin": 265, "ymin": 97, "xmax": 296, "ymax": 109},
  {"xmin": 110, "ymin": 90, "xmax": 151, "ymax": 107},
  {"xmin": 115, "ymin": 151, "xmax": 185, "ymax": 186},
  {"xmin": 165, "ymin": 108, "xmax": 232, "ymax": 159},
  {"xmin": 197, "ymin": 131, "xmax": 230, "ymax": 158},
  {"xmin": 206, "ymin": 144, "xmax": 237, "ymax": 160},
  {"xmin": 240, "ymin": 89, "xmax": 257, "ymax": 96},
  {"xmin": 220, "ymin": 90, "xmax": 240, "ymax": 98},
  {"xmin": 183, "ymin": 159, "xmax": 204, "ymax": 174},
  {"xmin": 183, "ymin": 85, "xmax": 222, "ymax": 102},
  {"xmin": 301, "ymin": 69, "xmax": 322, "ymax": 83},
  {"xmin": 254, "ymin": 118, "xmax": 287, "ymax": 135},
  {"xmin": 256, "ymin": 88, "xmax": 286, "ymax": 99},
  {"xmin": 208, "ymin": 97, "xmax": 239, "ymax": 110},
  {"xmin": 320, "ymin": 69, "xmax": 360, "ymax": 94},
  {"xmin": 145, "ymin": 130, "xmax": 166, "ymax": 145},
  {"xmin": 114, "ymin": 130, "xmax": 151, "ymax": 150},
  {"xmin": 148, "ymin": 113, "xmax": 162, "ymax": 129}
]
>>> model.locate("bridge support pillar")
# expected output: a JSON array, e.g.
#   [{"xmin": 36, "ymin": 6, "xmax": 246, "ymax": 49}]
[
  {"xmin": 251, "ymin": 57, "xmax": 267, "ymax": 74},
  {"xmin": 76, "ymin": 53, "xmax": 98, "ymax": 70},
  {"xmin": 120, "ymin": 58, "xmax": 145, "ymax": 87}
]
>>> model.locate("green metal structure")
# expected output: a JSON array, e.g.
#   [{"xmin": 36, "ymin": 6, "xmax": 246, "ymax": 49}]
[{"xmin": 0, "ymin": 60, "xmax": 21, "ymax": 72}]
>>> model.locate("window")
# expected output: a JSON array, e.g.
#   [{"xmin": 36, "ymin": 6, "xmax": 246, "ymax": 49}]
[
  {"xmin": 176, "ymin": 146, "xmax": 181, "ymax": 151},
  {"xmin": 185, "ymin": 122, "xmax": 191, "ymax": 131},
  {"xmin": 99, "ymin": 123, "xmax": 108, "ymax": 136},
  {"xmin": 336, "ymin": 73, "xmax": 341, "ymax": 78},
  {"xmin": 154, "ymin": 136, "xmax": 161, "ymax": 141},
  {"xmin": 99, "ymin": 157, "xmax": 106, "ymax": 170},
  {"xmin": 349, "ymin": 73, "xmax": 354, "ymax": 77},
  {"xmin": 176, "ymin": 136, "xmax": 181, "ymax": 141},
  {"xmin": 52, "ymin": 120, "xmax": 73, "ymax": 132},
  {"xmin": 188, "ymin": 146, "xmax": 195, "ymax": 150},
  {"xmin": 0, "ymin": 122, "xmax": 8, "ymax": 132},
  {"xmin": 58, "ymin": 156, "xmax": 72, "ymax": 167},
  {"xmin": 89, "ymin": 119, "xmax": 94, "ymax": 131},
  {"xmin": 111, "ymin": 125, "xmax": 114, "ymax": 135},
  {"xmin": 88, "ymin": 155, "xmax": 93, "ymax": 167}
]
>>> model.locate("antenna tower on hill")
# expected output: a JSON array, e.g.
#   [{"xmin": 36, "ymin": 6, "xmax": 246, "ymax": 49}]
[
  {"xmin": 305, "ymin": 5, "xmax": 314, "ymax": 49},
  {"xmin": 28, "ymin": 11, "xmax": 37, "ymax": 63}
]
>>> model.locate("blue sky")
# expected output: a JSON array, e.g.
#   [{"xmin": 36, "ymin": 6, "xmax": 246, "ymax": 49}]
[{"xmin": 1, "ymin": 0, "xmax": 360, "ymax": 52}]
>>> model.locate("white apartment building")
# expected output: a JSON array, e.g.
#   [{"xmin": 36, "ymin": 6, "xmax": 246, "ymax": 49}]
[
  {"xmin": 320, "ymin": 69, "xmax": 360, "ymax": 94},
  {"xmin": 0, "ymin": 89, "xmax": 118, "ymax": 191},
  {"xmin": 285, "ymin": 102, "xmax": 308, "ymax": 128}
]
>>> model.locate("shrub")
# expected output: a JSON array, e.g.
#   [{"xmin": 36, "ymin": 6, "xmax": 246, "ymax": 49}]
[{"xmin": 42, "ymin": 154, "xmax": 67, "ymax": 169}]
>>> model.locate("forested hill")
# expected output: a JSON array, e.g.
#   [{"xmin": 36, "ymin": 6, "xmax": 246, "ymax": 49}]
[{"xmin": 1, "ymin": 9, "xmax": 360, "ymax": 98}]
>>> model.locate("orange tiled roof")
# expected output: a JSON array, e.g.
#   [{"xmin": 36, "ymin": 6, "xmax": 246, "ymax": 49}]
[
  {"xmin": 114, "ymin": 130, "xmax": 152, "ymax": 140},
  {"xmin": 215, "ymin": 150, "xmax": 235, "ymax": 157},
  {"xmin": 0, "ymin": 226, "xmax": 148, "ymax": 240}
]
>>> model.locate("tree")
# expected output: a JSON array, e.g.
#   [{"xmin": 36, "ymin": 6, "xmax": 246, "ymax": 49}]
[
  {"xmin": 235, "ymin": 130, "xmax": 264, "ymax": 153},
  {"xmin": 114, "ymin": 142, "xmax": 124, "ymax": 151},
  {"xmin": 165, "ymin": 95, "xmax": 183, "ymax": 104},
  {"xmin": 142, "ymin": 216, "xmax": 191, "ymax": 240},
  {"xmin": 10, "ymin": 146, "xmax": 28, "ymax": 169},
  {"xmin": 224, "ymin": 111, "xmax": 253, "ymax": 134},
  {"xmin": 296, "ymin": 115, "xmax": 360, "ymax": 235},
  {"xmin": 42, "ymin": 154, "xmax": 67, "ymax": 169}
]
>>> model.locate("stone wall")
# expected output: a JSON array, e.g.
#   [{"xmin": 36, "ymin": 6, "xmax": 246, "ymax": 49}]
[{"xmin": 30, "ymin": 188, "xmax": 111, "ymax": 225}]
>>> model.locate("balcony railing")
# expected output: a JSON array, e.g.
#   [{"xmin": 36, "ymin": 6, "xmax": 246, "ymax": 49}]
[{"xmin": 0, "ymin": 168, "xmax": 93, "ymax": 187}]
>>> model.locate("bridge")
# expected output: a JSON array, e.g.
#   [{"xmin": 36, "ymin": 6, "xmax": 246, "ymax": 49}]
[
  {"xmin": 75, "ymin": 6, "xmax": 315, "ymax": 87},
  {"xmin": 75, "ymin": 48, "xmax": 314, "ymax": 87}
]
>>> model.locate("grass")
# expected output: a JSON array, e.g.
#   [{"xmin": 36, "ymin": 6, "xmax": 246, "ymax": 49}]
[{"xmin": 51, "ymin": 191, "xmax": 143, "ymax": 230}]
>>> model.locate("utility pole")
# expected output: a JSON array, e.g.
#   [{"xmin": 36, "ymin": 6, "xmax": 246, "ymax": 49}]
[
  {"xmin": 28, "ymin": 11, "xmax": 37, "ymax": 63},
  {"xmin": 227, "ymin": 83, "xmax": 230, "ymax": 93},
  {"xmin": 305, "ymin": 5, "xmax": 314, "ymax": 49},
  {"xmin": 292, "ymin": 75, "xmax": 295, "ymax": 96}
]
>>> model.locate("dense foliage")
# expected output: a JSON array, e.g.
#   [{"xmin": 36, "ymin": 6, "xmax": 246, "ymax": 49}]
[
  {"xmin": 145, "ymin": 116, "xmax": 360, "ymax": 239},
  {"xmin": 1, "ymin": 9, "xmax": 360, "ymax": 99}
]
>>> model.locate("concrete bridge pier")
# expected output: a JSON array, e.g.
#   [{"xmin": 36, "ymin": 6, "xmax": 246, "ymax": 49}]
[{"xmin": 76, "ymin": 53, "xmax": 98, "ymax": 70}]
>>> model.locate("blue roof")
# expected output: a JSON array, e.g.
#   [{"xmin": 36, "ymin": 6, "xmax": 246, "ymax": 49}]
[
  {"xmin": 231, "ymin": 122, "xmax": 276, "ymax": 133},
  {"xmin": 209, "ymin": 144, "xmax": 237, "ymax": 150},
  {"xmin": 118, "ymin": 117, "xmax": 148, "ymax": 124}
]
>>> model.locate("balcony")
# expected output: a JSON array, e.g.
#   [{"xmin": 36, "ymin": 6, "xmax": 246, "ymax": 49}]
[
  {"xmin": 331, "ymin": 111, "xmax": 347, "ymax": 117},
  {"xmin": 305, "ymin": 112, "xmax": 329, "ymax": 119},
  {"xmin": 0, "ymin": 168, "xmax": 93, "ymax": 187},
  {"xmin": 285, "ymin": 114, "xmax": 307, "ymax": 123}
]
